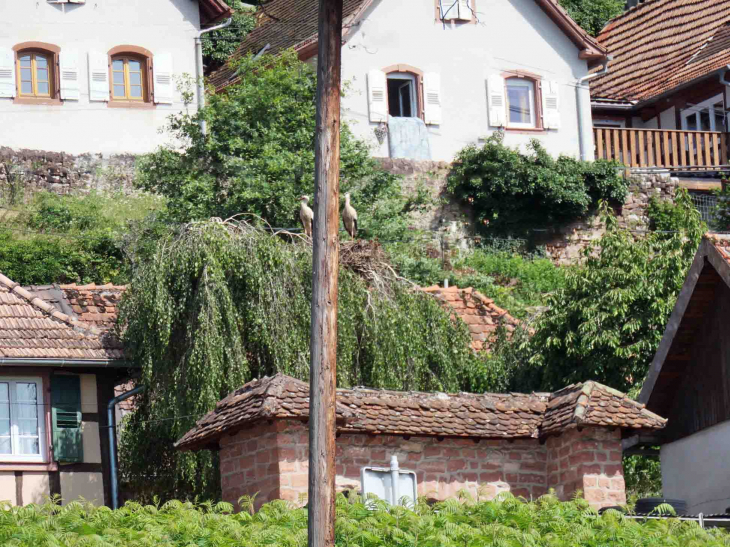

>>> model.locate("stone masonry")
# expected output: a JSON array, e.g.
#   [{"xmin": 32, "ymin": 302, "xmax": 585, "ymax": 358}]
[
  {"xmin": 0, "ymin": 147, "xmax": 137, "ymax": 202},
  {"xmin": 219, "ymin": 419, "xmax": 626, "ymax": 511}
]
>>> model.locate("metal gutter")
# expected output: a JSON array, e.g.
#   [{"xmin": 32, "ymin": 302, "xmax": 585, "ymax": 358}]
[
  {"xmin": 195, "ymin": 17, "xmax": 233, "ymax": 136},
  {"xmin": 108, "ymin": 385, "xmax": 145, "ymax": 510}
]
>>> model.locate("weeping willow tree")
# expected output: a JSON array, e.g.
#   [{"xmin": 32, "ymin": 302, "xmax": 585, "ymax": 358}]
[{"xmin": 117, "ymin": 219, "xmax": 496, "ymax": 501}]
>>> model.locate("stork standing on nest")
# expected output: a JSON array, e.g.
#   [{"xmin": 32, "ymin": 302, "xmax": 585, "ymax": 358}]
[
  {"xmin": 299, "ymin": 195, "xmax": 313, "ymax": 238},
  {"xmin": 342, "ymin": 192, "xmax": 358, "ymax": 239}
]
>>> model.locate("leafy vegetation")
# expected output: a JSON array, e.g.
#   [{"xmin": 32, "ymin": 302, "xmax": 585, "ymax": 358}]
[
  {"xmin": 0, "ymin": 191, "xmax": 163, "ymax": 285},
  {"xmin": 2, "ymin": 493, "xmax": 728, "ymax": 547},
  {"xmin": 557, "ymin": 0, "xmax": 625, "ymax": 36},
  {"xmin": 201, "ymin": 0, "xmax": 256, "ymax": 70},
  {"xmin": 503, "ymin": 190, "xmax": 704, "ymax": 394},
  {"xmin": 136, "ymin": 52, "xmax": 414, "ymax": 236},
  {"xmin": 117, "ymin": 219, "xmax": 494, "ymax": 501},
  {"xmin": 447, "ymin": 134, "xmax": 628, "ymax": 237},
  {"xmin": 387, "ymin": 242, "xmax": 565, "ymax": 318}
]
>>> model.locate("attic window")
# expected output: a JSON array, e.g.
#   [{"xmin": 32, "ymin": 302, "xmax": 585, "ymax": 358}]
[
  {"xmin": 387, "ymin": 73, "xmax": 417, "ymax": 118},
  {"xmin": 437, "ymin": 0, "xmax": 475, "ymax": 22}
]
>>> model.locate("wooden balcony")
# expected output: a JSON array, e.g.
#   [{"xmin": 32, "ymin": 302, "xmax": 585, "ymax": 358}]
[{"xmin": 594, "ymin": 128, "xmax": 730, "ymax": 171}]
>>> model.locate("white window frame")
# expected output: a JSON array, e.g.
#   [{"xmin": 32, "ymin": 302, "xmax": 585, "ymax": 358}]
[
  {"xmin": 386, "ymin": 72, "xmax": 418, "ymax": 118},
  {"xmin": 681, "ymin": 93, "xmax": 725, "ymax": 132},
  {"xmin": 0, "ymin": 377, "xmax": 47, "ymax": 463},
  {"xmin": 506, "ymin": 78, "xmax": 536, "ymax": 129}
]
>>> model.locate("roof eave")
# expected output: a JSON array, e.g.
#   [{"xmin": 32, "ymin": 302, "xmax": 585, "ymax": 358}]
[
  {"xmin": 533, "ymin": 0, "xmax": 609, "ymax": 60},
  {"xmin": 0, "ymin": 357, "xmax": 132, "ymax": 368},
  {"xmin": 639, "ymin": 238, "xmax": 730, "ymax": 407}
]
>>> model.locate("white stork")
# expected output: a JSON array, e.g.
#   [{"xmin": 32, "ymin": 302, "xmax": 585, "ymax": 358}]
[
  {"xmin": 342, "ymin": 192, "xmax": 358, "ymax": 239},
  {"xmin": 299, "ymin": 195, "xmax": 313, "ymax": 238}
]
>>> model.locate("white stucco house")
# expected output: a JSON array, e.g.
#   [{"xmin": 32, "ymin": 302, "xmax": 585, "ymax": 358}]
[
  {"xmin": 210, "ymin": 0, "xmax": 608, "ymax": 162},
  {"xmin": 0, "ymin": 0, "xmax": 231, "ymax": 155}
]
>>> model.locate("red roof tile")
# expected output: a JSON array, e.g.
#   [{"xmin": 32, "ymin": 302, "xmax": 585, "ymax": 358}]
[
  {"xmin": 0, "ymin": 273, "xmax": 123, "ymax": 361},
  {"xmin": 421, "ymin": 286, "xmax": 520, "ymax": 352},
  {"xmin": 591, "ymin": 0, "xmax": 730, "ymax": 102},
  {"xmin": 199, "ymin": 0, "xmax": 233, "ymax": 26},
  {"xmin": 175, "ymin": 374, "xmax": 666, "ymax": 451},
  {"xmin": 59, "ymin": 284, "xmax": 125, "ymax": 331}
]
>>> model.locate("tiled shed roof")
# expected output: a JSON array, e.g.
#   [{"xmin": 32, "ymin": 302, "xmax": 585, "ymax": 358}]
[
  {"xmin": 209, "ymin": 0, "xmax": 606, "ymax": 93},
  {"xmin": 60, "ymin": 284, "xmax": 125, "ymax": 330},
  {"xmin": 591, "ymin": 0, "xmax": 730, "ymax": 102},
  {"xmin": 541, "ymin": 382, "xmax": 667, "ymax": 436},
  {"xmin": 175, "ymin": 373, "xmax": 666, "ymax": 450},
  {"xmin": 421, "ymin": 286, "xmax": 520, "ymax": 352},
  {"xmin": 0, "ymin": 273, "xmax": 123, "ymax": 360},
  {"xmin": 199, "ymin": 0, "xmax": 233, "ymax": 26},
  {"xmin": 706, "ymin": 233, "xmax": 730, "ymax": 264}
]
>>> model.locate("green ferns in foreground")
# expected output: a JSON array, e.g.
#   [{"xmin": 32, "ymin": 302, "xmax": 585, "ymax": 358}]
[{"xmin": 1, "ymin": 494, "xmax": 728, "ymax": 547}]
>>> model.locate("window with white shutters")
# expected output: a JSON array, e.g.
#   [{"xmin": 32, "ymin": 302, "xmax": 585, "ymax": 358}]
[
  {"xmin": 423, "ymin": 72, "xmax": 441, "ymax": 125},
  {"xmin": 153, "ymin": 52, "xmax": 173, "ymax": 105},
  {"xmin": 88, "ymin": 51, "xmax": 110, "ymax": 102},
  {"xmin": 0, "ymin": 48, "xmax": 17, "ymax": 98},
  {"xmin": 59, "ymin": 49, "xmax": 80, "ymax": 101},
  {"xmin": 487, "ymin": 75, "xmax": 506, "ymax": 128},
  {"xmin": 368, "ymin": 69, "xmax": 388, "ymax": 123},
  {"xmin": 541, "ymin": 80, "xmax": 561, "ymax": 129}
]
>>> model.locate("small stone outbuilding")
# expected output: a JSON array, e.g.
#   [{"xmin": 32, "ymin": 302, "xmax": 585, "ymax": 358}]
[{"xmin": 176, "ymin": 374, "xmax": 666, "ymax": 510}]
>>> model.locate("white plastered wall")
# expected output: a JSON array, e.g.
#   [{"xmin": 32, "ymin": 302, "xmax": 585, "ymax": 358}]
[
  {"xmin": 0, "ymin": 0, "xmax": 201, "ymax": 154},
  {"xmin": 340, "ymin": 0, "xmax": 592, "ymax": 161},
  {"xmin": 661, "ymin": 419, "xmax": 730, "ymax": 514}
]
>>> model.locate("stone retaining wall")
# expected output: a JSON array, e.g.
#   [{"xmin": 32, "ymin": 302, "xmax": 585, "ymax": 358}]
[{"xmin": 0, "ymin": 147, "xmax": 138, "ymax": 203}]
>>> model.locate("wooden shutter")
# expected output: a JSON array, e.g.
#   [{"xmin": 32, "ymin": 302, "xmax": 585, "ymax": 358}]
[
  {"xmin": 0, "ymin": 47, "xmax": 16, "ymax": 98},
  {"xmin": 542, "ymin": 80, "xmax": 561, "ymax": 129},
  {"xmin": 51, "ymin": 375, "xmax": 83, "ymax": 463},
  {"xmin": 153, "ymin": 52, "xmax": 174, "ymax": 104},
  {"xmin": 487, "ymin": 75, "xmax": 506, "ymax": 128},
  {"xmin": 59, "ymin": 49, "xmax": 80, "ymax": 101},
  {"xmin": 424, "ymin": 72, "xmax": 442, "ymax": 125},
  {"xmin": 367, "ymin": 69, "xmax": 388, "ymax": 123},
  {"xmin": 88, "ymin": 51, "xmax": 109, "ymax": 102}
]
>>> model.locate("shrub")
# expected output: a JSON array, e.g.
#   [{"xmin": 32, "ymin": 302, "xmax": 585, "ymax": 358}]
[
  {"xmin": 447, "ymin": 133, "xmax": 627, "ymax": 236},
  {"xmin": 1, "ymin": 493, "xmax": 727, "ymax": 547}
]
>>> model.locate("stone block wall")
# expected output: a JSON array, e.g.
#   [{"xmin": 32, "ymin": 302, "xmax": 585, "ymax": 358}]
[
  {"xmin": 539, "ymin": 172, "xmax": 679, "ymax": 264},
  {"xmin": 218, "ymin": 420, "xmax": 626, "ymax": 511},
  {"xmin": 0, "ymin": 147, "xmax": 138, "ymax": 202},
  {"xmin": 546, "ymin": 427, "xmax": 626, "ymax": 507}
]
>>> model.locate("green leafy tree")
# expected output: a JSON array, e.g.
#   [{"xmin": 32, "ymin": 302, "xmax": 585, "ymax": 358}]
[
  {"xmin": 447, "ymin": 133, "xmax": 627, "ymax": 237},
  {"xmin": 136, "ymin": 52, "xmax": 408, "ymax": 237},
  {"xmin": 117, "ymin": 219, "xmax": 492, "ymax": 501},
  {"xmin": 201, "ymin": 0, "xmax": 256, "ymax": 70},
  {"xmin": 509, "ymin": 190, "xmax": 704, "ymax": 393},
  {"xmin": 558, "ymin": 0, "xmax": 625, "ymax": 36}
]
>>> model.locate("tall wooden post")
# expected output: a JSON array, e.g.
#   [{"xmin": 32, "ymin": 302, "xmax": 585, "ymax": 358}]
[{"xmin": 308, "ymin": 1, "xmax": 343, "ymax": 547}]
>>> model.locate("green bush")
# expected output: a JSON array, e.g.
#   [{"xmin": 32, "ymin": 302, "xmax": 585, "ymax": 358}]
[
  {"xmin": 1, "ymin": 493, "xmax": 727, "ymax": 547},
  {"xmin": 447, "ymin": 133, "xmax": 627, "ymax": 236}
]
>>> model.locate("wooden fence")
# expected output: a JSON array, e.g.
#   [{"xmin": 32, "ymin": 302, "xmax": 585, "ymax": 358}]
[{"xmin": 594, "ymin": 128, "xmax": 730, "ymax": 169}]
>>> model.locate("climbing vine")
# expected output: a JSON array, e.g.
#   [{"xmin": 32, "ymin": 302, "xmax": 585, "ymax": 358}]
[{"xmin": 117, "ymin": 219, "xmax": 491, "ymax": 501}]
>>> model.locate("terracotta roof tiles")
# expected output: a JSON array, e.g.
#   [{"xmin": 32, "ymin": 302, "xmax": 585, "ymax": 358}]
[
  {"xmin": 421, "ymin": 286, "xmax": 520, "ymax": 352},
  {"xmin": 0, "ymin": 273, "xmax": 123, "ymax": 361},
  {"xmin": 591, "ymin": 0, "xmax": 730, "ymax": 102},
  {"xmin": 175, "ymin": 373, "xmax": 667, "ymax": 451}
]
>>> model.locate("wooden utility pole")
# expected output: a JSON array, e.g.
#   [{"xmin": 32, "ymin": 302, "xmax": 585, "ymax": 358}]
[{"xmin": 308, "ymin": 1, "xmax": 343, "ymax": 547}]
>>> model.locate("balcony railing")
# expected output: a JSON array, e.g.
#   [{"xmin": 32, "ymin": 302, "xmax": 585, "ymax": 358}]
[{"xmin": 594, "ymin": 128, "xmax": 730, "ymax": 170}]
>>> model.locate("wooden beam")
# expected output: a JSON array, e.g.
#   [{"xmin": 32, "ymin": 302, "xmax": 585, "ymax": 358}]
[{"xmin": 308, "ymin": 2, "xmax": 343, "ymax": 547}]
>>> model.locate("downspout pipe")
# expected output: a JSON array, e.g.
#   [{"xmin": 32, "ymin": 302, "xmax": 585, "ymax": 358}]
[
  {"xmin": 576, "ymin": 56, "xmax": 612, "ymax": 161},
  {"xmin": 195, "ymin": 17, "xmax": 233, "ymax": 136},
  {"xmin": 108, "ymin": 385, "xmax": 145, "ymax": 510}
]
